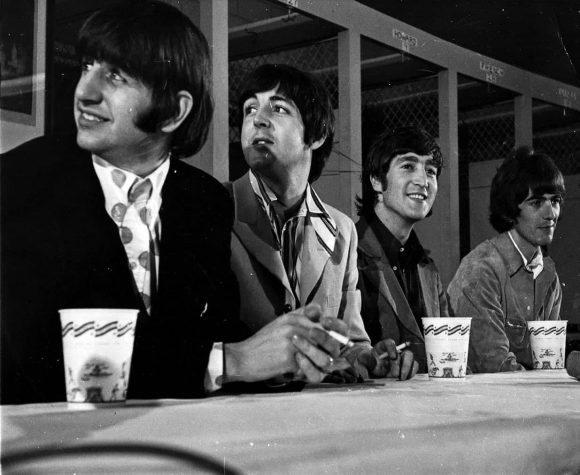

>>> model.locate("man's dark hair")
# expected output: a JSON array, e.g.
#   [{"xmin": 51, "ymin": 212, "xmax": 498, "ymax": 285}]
[
  {"xmin": 356, "ymin": 126, "xmax": 443, "ymax": 217},
  {"xmin": 237, "ymin": 64, "xmax": 335, "ymax": 183},
  {"xmin": 77, "ymin": 0, "xmax": 213, "ymax": 158},
  {"xmin": 489, "ymin": 146, "xmax": 566, "ymax": 232}
]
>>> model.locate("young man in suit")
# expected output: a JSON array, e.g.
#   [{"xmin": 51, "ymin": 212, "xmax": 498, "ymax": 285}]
[
  {"xmin": 1, "ymin": 2, "xmax": 347, "ymax": 404},
  {"xmin": 227, "ymin": 64, "xmax": 417, "ymax": 382},
  {"xmin": 447, "ymin": 148, "xmax": 565, "ymax": 373},
  {"xmin": 356, "ymin": 126, "xmax": 449, "ymax": 373}
]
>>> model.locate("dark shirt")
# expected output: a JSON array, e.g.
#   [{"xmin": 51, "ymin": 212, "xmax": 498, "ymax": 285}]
[{"xmin": 368, "ymin": 212, "xmax": 427, "ymax": 332}]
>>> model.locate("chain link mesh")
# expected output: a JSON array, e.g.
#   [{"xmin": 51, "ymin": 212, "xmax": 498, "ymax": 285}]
[
  {"xmin": 459, "ymin": 102, "xmax": 515, "ymax": 163},
  {"xmin": 361, "ymin": 77, "xmax": 439, "ymax": 145},
  {"xmin": 228, "ymin": 40, "xmax": 338, "ymax": 143},
  {"xmin": 533, "ymin": 104, "xmax": 580, "ymax": 176}
]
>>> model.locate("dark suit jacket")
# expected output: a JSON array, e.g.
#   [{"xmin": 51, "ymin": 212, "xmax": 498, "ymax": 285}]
[
  {"xmin": 1, "ymin": 136, "xmax": 242, "ymax": 404},
  {"xmin": 356, "ymin": 216, "xmax": 449, "ymax": 372}
]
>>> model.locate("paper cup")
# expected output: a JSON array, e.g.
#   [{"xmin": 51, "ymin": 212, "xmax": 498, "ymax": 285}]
[
  {"xmin": 422, "ymin": 318, "xmax": 471, "ymax": 380},
  {"xmin": 59, "ymin": 309, "xmax": 138, "ymax": 405},
  {"xmin": 527, "ymin": 320, "xmax": 567, "ymax": 370}
]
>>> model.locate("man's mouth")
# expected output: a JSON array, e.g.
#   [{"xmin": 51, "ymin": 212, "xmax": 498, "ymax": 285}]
[
  {"xmin": 407, "ymin": 193, "xmax": 427, "ymax": 201},
  {"xmin": 252, "ymin": 138, "xmax": 273, "ymax": 146},
  {"xmin": 78, "ymin": 108, "xmax": 107, "ymax": 123}
]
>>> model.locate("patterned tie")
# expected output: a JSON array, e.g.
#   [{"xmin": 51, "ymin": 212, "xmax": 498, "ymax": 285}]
[{"xmin": 110, "ymin": 170, "xmax": 154, "ymax": 313}]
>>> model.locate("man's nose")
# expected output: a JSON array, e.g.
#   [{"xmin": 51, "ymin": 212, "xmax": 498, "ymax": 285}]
[
  {"xmin": 75, "ymin": 68, "xmax": 104, "ymax": 103},
  {"xmin": 413, "ymin": 167, "xmax": 429, "ymax": 188},
  {"xmin": 253, "ymin": 106, "xmax": 271, "ymax": 128},
  {"xmin": 544, "ymin": 201, "xmax": 558, "ymax": 220}
]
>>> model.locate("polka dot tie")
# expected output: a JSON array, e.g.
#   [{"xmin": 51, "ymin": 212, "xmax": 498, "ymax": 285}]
[{"xmin": 110, "ymin": 170, "xmax": 154, "ymax": 313}]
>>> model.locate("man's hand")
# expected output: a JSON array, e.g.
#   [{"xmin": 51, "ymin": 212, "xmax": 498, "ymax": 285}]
[
  {"xmin": 354, "ymin": 339, "xmax": 418, "ymax": 380},
  {"xmin": 224, "ymin": 304, "xmax": 348, "ymax": 384}
]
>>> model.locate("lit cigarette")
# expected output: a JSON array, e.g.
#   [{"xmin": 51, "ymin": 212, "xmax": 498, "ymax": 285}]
[
  {"xmin": 325, "ymin": 329, "xmax": 354, "ymax": 348},
  {"xmin": 378, "ymin": 341, "xmax": 410, "ymax": 360},
  {"xmin": 396, "ymin": 341, "xmax": 411, "ymax": 352}
]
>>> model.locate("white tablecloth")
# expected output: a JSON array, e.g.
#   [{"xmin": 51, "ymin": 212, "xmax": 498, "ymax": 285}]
[{"xmin": 2, "ymin": 371, "xmax": 580, "ymax": 474}]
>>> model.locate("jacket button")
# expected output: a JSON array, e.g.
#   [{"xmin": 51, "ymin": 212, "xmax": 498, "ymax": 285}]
[{"xmin": 282, "ymin": 304, "xmax": 293, "ymax": 314}]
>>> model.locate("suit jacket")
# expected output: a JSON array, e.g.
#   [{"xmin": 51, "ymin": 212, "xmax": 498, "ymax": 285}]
[
  {"xmin": 447, "ymin": 232, "xmax": 561, "ymax": 373},
  {"xmin": 356, "ymin": 216, "xmax": 449, "ymax": 372},
  {"xmin": 225, "ymin": 172, "xmax": 370, "ymax": 345},
  {"xmin": 1, "ymin": 136, "xmax": 242, "ymax": 404}
]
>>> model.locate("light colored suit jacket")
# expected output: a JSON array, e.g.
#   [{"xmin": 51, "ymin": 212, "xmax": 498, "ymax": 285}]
[{"xmin": 226, "ymin": 172, "xmax": 370, "ymax": 345}]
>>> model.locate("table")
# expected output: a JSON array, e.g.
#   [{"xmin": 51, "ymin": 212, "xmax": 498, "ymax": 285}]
[{"xmin": 2, "ymin": 371, "xmax": 579, "ymax": 474}]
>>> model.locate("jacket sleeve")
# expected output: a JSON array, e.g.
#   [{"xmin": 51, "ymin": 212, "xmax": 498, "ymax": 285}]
[
  {"xmin": 447, "ymin": 259, "xmax": 525, "ymax": 373},
  {"xmin": 546, "ymin": 273, "xmax": 562, "ymax": 321},
  {"xmin": 436, "ymin": 270, "xmax": 451, "ymax": 319},
  {"xmin": 339, "ymin": 219, "xmax": 371, "ymax": 354}
]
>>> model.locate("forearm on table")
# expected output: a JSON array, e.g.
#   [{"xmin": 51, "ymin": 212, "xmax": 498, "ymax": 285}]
[
  {"xmin": 470, "ymin": 314, "xmax": 524, "ymax": 373},
  {"xmin": 222, "ymin": 341, "xmax": 254, "ymax": 383},
  {"xmin": 498, "ymin": 354, "xmax": 526, "ymax": 372},
  {"xmin": 339, "ymin": 287, "xmax": 371, "ymax": 343}
]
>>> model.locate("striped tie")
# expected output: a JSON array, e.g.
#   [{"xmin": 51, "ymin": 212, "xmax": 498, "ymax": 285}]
[{"xmin": 280, "ymin": 213, "xmax": 303, "ymax": 306}]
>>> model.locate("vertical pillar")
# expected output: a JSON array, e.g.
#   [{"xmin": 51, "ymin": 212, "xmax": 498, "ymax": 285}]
[
  {"xmin": 338, "ymin": 30, "xmax": 362, "ymax": 218},
  {"xmin": 514, "ymin": 94, "xmax": 533, "ymax": 148},
  {"xmin": 433, "ymin": 69, "xmax": 460, "ymax": 286},
  {"xmin": 196, "ymin": 0, "xmax": 229, "ymax": 180}
]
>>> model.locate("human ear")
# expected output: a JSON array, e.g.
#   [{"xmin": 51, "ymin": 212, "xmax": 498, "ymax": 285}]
[
  {"xmin": 370, "ymin": 175, "xmax": 384, "ymax": 193},
  {"xmin": 161, "ymin": 91, "xmax": 193, "ymax": 133},
  {"xmin": 309, "ymin": 136, "xmax": 326, "ymax": 151}
]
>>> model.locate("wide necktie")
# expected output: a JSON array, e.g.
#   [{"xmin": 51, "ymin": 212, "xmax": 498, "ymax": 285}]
[{"xmin": 110, "ymin": 170, "xmax": 154, "ymax": 313}]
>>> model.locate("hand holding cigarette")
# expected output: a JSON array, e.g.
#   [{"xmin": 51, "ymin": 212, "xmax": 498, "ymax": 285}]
[
  {"xmin": 371, "ymin": 339, "xmax": 418, "ymax": 380},
  {"xmin": 317, "ymin": 326, "xmax": 354, "ymax": 348},
  {"xmin": 378, "ymin": 341, "xmax": 411, "ymax": 360}
]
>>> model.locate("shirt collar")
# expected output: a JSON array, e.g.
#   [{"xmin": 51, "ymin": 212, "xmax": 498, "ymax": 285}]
[
  {"xmin": 507, "ymin": 230, "xmax": 544, "ymax": 279},
  {"xmin": 92, "ymin": 155, "xmax": 170, "ymax": 196},
  {"xmin": 249, "ymin": 170, "xmax": 337, "ymax": 253},
  {"xmin": 368, "ymin": 212, "xmax": 426, "ymax": 267},
  {"xmin": 92, "ymin": 154, "xmax": 170, "ymax": 228}
]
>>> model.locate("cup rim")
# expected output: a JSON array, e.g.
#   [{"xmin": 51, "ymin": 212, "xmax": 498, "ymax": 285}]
[
  {"xmin": 422, "ymin": 317, "xmax": 472, "ymax": 324},
  {"xmin": 59, "ymin": 308, "xmax": 139, "ymax": 323},
  {"xmin": 59, "ymin": 308, "xmax": 139, "ymax": 315},
  {"xmin": 526, "ymin": 320, "xmax": 567, "ymax": 327}
]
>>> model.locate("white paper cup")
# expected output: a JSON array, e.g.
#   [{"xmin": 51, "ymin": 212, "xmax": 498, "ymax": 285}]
[
  {"xmin": 422, "ymin": 317, "xmax": 471, "ymax": 380},
  {"xmin": 527, "ymin": 320, "xmax": 567, "ymax": 370},
  {"xmin": 59, "ymin": 308, "xmax": 138, "ymax": 405}
]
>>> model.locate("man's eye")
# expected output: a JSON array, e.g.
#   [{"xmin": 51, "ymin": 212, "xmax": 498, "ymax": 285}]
[
  {"xmin": 108, "ymin": 70, "xmax": 125, "ymax": 83},
  {"xmin": 272, "ymin": 104, "xmax": 288, "ymax": 114},
  {"xmin": 426, "ymin": 168, "xmax": 437, "ymax": 177},
  {"xmin": 551, "ymin": 197, "xmax": 563, "ymax": 205},
  {"xmin": 80, "ymin": 59, "xmax": 94, "ymax": 71},
  {"xmin": 244, "ymin": 105, "xmax": 257, "ymax": 116}
]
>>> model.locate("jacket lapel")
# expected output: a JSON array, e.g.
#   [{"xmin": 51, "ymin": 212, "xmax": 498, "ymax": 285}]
[
  {"xmin": 299, "ymin": 221, "xmax": 331, "ymax": 305},
  {"xmin": 232, "ymin": 174, "xmax": 292, "ymax": 293},
  {"xmin": 54, "ymin": 148, "xmax": 141, "ymax": 310},
  {"xmin": 417, "ymin": 262, "xmax": 438, "ymax": 320},
  {"xmin": 358, "ymin": 219, "xmax": 423, "ymax": 340}
]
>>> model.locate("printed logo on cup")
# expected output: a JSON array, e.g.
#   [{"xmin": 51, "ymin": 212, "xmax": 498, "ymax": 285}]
[
  {"xmin": 423, "ymin": 318, "xmax": 471, "ymax": 380},
  {"xmin": 527, "ymin": 320, "xmax": 567, "ymax": 370},
  {"xmin": 59, "ymin": 309, "xmax": 138, "ymax": 404}
]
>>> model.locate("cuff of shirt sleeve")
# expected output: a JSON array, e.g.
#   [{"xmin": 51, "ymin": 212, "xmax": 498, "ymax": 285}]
[{"xmin": 204, "ymin": 342, "xmax": 224, "ymax": 393}]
